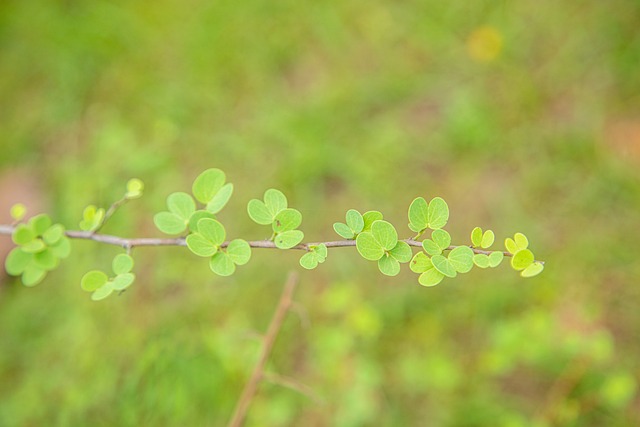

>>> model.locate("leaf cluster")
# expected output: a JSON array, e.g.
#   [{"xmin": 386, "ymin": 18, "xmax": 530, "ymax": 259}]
[
  {"xmin": 247, "ymin": 189, "xmax": 304, "ymax": 249},
  {"xmin": 81, "ymin": 254, "xmax": 135, "ymax": 301}
]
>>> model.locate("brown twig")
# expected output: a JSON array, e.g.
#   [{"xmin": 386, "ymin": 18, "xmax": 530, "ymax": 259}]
[{"xmin": 226, "ymin": 272, "xmax": 299, "ymax": 427}]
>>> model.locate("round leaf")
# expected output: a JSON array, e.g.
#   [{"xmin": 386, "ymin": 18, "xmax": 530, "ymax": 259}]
[
  {"xmin": 356, "ymin": 232, "xmax": 384, "ymax": 261},
  {"xmin": 505, "ymin": 238, "xmax": 518, "ymax": 254},
  {"xmin": 12, "ymin": 224, "xmax": 35, "ymax": 245},
  {"xmin": 362, "ymin": 211, "xmax": 383, "ymax": 232},
  {"xmin": 192, "ymin": 168, "xmax": 225, "ymax": 204},
  {"xmin": 488, "ymin": 251, "xmax": 504, "ymax": 267},
  {"xmin": 112, "ymin": 273, "xmax": 135, "ymax": 290},
  {"xmin": 473, "ymin": 254, "xmax": 490, "ymax": 269},
  {"xmin": 81, "ymin": 270, "xmax": 109, "ymax": 292},
  {"xmin": 34, "ymin": 249, "xmax": 59, "ymax": 271},
  {"xmin": 43, "ymin": 224, "xmax": 65, "ymax": 245},
  {"xmin": 419, "ymin": 269, "xmax": 445, "ymax": 287},
  {"xmin": 264, "ymin": 189, "xmax": 287, "ymax": 216},
  {"xmin": 167, "ymin": 192, "xmax": 196, "ymax": 220},
  {"xmin": 410, "ymin": 252, "xmax": 433, "ymax": 273},
  {"xmin": 427, "ymin": 197, "xmax": 449, "ymax": 230},
  {"xmin": 514, "ymin": 233, "xmax": 529, "ymax": 250},
  {"xmin": 300, "ymin": 252, "xmax": 319, "ymax": 270},
  {"xmin": 431, "ymin": 229, "xmax": 451, "ymax": 251},
  {"xmin": 274, "ymin": 230, "xmax": 304, "ymax": 249},
  {"xmin": 188, "ymin": 210, "xmax": 216, "ymax": 233},
  {"xmin": 5, "ymin": 248, "xmax": 32, "ymax": 276},
  {"xmin": 91, "ymin": 282, "xmax": 115, "ymax": 301},
  {"xmin": 186, "ymin": 233, "xmax": 218, "ymax": 257},
  {"xmin": 422, "ymin": 240, "xmax": 442, "ymax": 256},
  {"xmin": 247, "ymin": 199, "xmax": 273, "ymax": 225},
  {"xmin": 481, "ymin": 230, "xmax": 495, "ymax": 249},
  {"xmin": 210, "ymin": 252, "xmax": 236, "ymax": 276},
  {"xmin": 29, "ymin": 214, "xmax": 52, "ymax": 236},
  {"xmin": 226, "ymin": 239, "xmax": 251, "ymax": 265},
  {"xmin": 521, "ymin": 262, "xmax": 544, "ymax": 278},
  {"xmin": 10, "ymin": 203, "xmax": 26, "ymax": 221},
  {"xmin": 346, "ymin": 209, "xmax": 364, "ymax": 234},
  {"xmin": 197, "ymin": 218, "xmax": 226, "ymax": 246},
  {"xmin": 389, "ymin": 241, "xmax": 412, "ymax": 263},
  {"xmin": 112, "ymin": 254, "xmax": 134, "ymax": 275},
  {"xmin": 471, "ymin": 227, "xmax": 483, "ymax": 247},
  {"xmin": 431, "ymin": 255, "xmax": 457, "ymax": 278},
  {"xmin": 49, "ymin": 238, "xmax": 71, "ymax": 259},
  {"xmin": 511, "ymin": 249, "xmax": 534, "ymax": 271},
  {"xmin": 448, "ymin": 246, "xmax": 474, "ymax": 273},
  {"xmin": 378, "ymin": 254, "xmax": 400, "ymax": 276},
  {"xmin": 21, "ymin": 239, "xmax": 46, "ymax": 253},
  {"xmin": 22, "ymin": 266, "xmax": 46, "ymax": 287},
  {"xmin": 125, "ymin": 178, "xmax": 144, "ymax": 199},
  {"xmin": 154, "ymin": 212, "xmax": 187, "ymax": 235},
  {"xmin": 408, "ymin": 197, "xmax": 428, "ymax": 232},
  {"xmin": 371, "ymin": 220, "xmax": 398, "ymax": 251},
  {"xmin": 206, "ymin": 183, "xmax": 234, "ymax": 214},
  {"xmin": 333, "ymin": 222, "xmax": 354, "ymax": 239},
  {"xmin": 314, "ymin": 243, "xmax": 328, "ymax": 260},
  {"xmin": 272, "ymin": 208, "xmax": 302, "ymax": 232}
]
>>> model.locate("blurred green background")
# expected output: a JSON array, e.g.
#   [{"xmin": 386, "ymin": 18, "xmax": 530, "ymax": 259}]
[{"xmin": 1, "ymin": 0, "xmax": 639, "ymax": 426}]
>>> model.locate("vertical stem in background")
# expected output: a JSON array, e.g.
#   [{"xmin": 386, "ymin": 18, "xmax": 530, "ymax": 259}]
[{"xmin": 226, "ymin": 272, "xmax": 299, "ymax": 427}]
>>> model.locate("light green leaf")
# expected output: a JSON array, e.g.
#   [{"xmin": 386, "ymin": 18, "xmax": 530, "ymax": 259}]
[
  {"xmin": 91, "ymin": 282, "xmax": 115, "ymax": 301},
  {"xmin": 206, "ymin": 183, "xmax": 234, "ymax": 214},
  {"xmin": 167, "ymin": 192, "xmax": 196, "ymax": 220},
  {"xmin": 333, "ymin": 222, "xmax": 354, "ymax": 239},
  {"xmin": 34, "ymin": 249, "xmax": 59, "ymax": 271},
  {"xmin": 505, "ymin": 238, "xmax": 518, "ymax": 254},
  {"xmin": 356, "ymin": 232, "xmax": 384, "ymax": 261},
  {"xmin": 431, "ymin": 255, "xmax": 457, "ymax": 278},
  {"xmin": 514, "ymin": 233, "xmax": 529, "ymax": 250},
  {"xmin": 81, "ymin": 270, "xmax": 108, "ymax": 292},
  {"xmin": 511, "ymin": 249, "xmax": 534, "ymax": 271},
  {"xmin": 21, "ymin": 239, "xmax": 46, "ymax": 253},
  {"xmin": 273, "ymin": 208, "xmax": 302, "ymax": 232},
  {"xmin": 274, "ymin": 230, "xmax": 304, "ymax": 249},
  {"xmin": 125, "ymin": 178, "xmax": 144, "ymax": 199},
  {"xmin": 378, "ymin": 254, "xmax": 400, "ymax": 276},
  {"xmin": 247, "ymin": 199, "xmax": 273, "ymax": 225},
  {"xmin": 471, "ymin": 227, "xmax": 483, "ymax": 247},
  {"xmin": 197, "ymin": 218, "xmax": 226, "ymax": 246},
  {"xmin": 448, "ymin": 246, "xmax": 474, "ymax": 273},
  {"xmin": 29, "ymin": 214, "xmax": 52, "ymax": 236},
  {"xmin": 410, "ymin": 252, "xmax": 433, "ymax": 273},
  {"xmin": 112, "ymin": 273, "xmax": 135, "ymax": 290},
  {"xmin": 80, "ymin": 205, "xmax": 104, "ymax": 231},
  {"xmin": 422, "ymin": 240, "xmax": 442, "ymax": 256},
  {"xmin": 264, "ymin": 189, "xmax": 288, "ymax": 216},
  {"xmin": 362, "ymin": 211, "xmax": 383, "ymax": 232},
  {"xmin": 346, "ymin": 209, "xmax": 364, "ymax": 234},
  {"xmin": 473, "ymin": 254, "xmax": 490, "ymax": 268},
  {"xmin": 188, "ymin": 210, "xmax": 216, "ymax": 233},
  {"xmin": 210, "ymin": 252, "xmax": 236, "ymax": 276},
  {"xmin": 371, "ymin": 220, "xmax": 398, "ymax": 251},
  {"xmin": 408, "ymin": 197, "xmax": 429, "ymax": 232},
  {"xmin": 299, "ymin": 252, "xmax": 319, "ymax": 270},
  {"xmin": 481, "ymin": 230, "xmax": 495, "ymax": 249},
  {"xmin": 5, "ymin": 248, "xmax": 33, "ymax": 276},
  {"xmin": 22, "ymin": 266, "xmax": 46, "ymax": 287},
  {"xmin": 389, "ymin": 241, "xmax": 412, "ymax": 263},
  {"xmin": 43, "ymin": 224, "xmax": 65, "ymax": 245},
  {"xmin": 192, "ymin": 168, "xmax": 226, "ymax": 204},
  {"xmin": 154, "ymin": 212, "xmax": 187, "ymax": 234},
  {"xmin": 186, "ymin": 234, "xmax": 218, "ymax": 257},
  {"xmin": 226, "ymin": 239, "xmax": 251, "ymax": 265},
  {"xmin": 315, "ymin": 243, "xmax": 328, "ymax": 260},
  {"xmin": 12, "ymin": 224, "xmax": 35, "ymax": 245},
  {"xmin": 521, "ymin": 262, "xmax": 544, "ymax": 278},
  {"xmin": 427, "ymin": 197, "xmax": 449, "ymax": 229},
  {"xmin": 49, "ymin": 238, "xmax": 71, "ymax": 259},
  {"xmin": 488, "ymin": 251, "xmax": 504, "ymax": 267},
  {"xmin": 112, "ymin": 254, "xmax": 134, "ymax": 275},
  {"xmin": 431, "ymin": 229, "xmax": 451, "ymax": 250},
  {"xmin": 419, "ymin": 269, "xmax": 445, "ymax": 287},
  {"xmin": 10, "ymin": 203, "xmax": 26, "ymax": 221}
]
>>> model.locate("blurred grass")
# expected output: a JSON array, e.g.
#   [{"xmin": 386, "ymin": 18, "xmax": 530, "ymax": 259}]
[{"xmin": 1, "ymin": 0, "xmax": 639, "ymax": 426}]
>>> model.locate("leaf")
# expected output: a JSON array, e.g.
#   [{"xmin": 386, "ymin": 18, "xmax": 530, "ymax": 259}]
[
  {"xmin": 505, "ymin": 238, "xmax": 518, "ymax": 254},
  {"xmin": 80, "ymin": 205, "xmax": 104, "ymax": 231},
  {"xmin": 272, "ymin": 208, "xmax": 302, "ymax": 232},
  {"xmin": 264, "ymin": 189, "xmax": 287, "ymax": 216},
  {"xmin": 389, "ymin": 241, "xmax": 412, "ymax": 263},
  {"xmin": 186, "ymin": 234, "xmax": 218, "ymax": 257},
  {"xmin": 471, "ymin": 227, "xmax": 483, "ymax": 247},
  {"xmin": 43, "ymin": 224, "xmax": 65, "ymax": 245},
  {"xmin": 431, "ymin": 229, "xmax": 451, "ymax": 250},
  {"xmin": 299, "ymin": 252, "xmax": 319, "ymax": 270},
  {"xmin": 371, "ymin": 220, "xmax": 398, "ymax": 251},
  {"xmin": 511, "ymin": 249, "xmax": 534, "ymax": 271},
  {"xmin": 356, "ymin": 232, "xmax": 384, "ymax": 261},
  {"xmin": 346, "ymin": 209, "xmax": 364, "ymax": 234},
  {"xmin": 448, "ymin": 246, "xmax": 474, "ymax": 273},
  {"xmin": 408, "ymin": 197, "xmax": 428, "ymax": 232},
  {"xmin": 514, "ymin": 233, "xmax": 529, "ymax": 250},
  {"xmin": 12, "ymin": 224, "xmax": 35, "ymax": 245},
  {"xmin": 431, "ymin": 255, "xmax": 457, "ymax": 278},
  {"xmin": 34, "ymin": 249, "xmax": 59, "ymax": 271},
  {"xmin": 473, "ymin": 254, "xmax": 490, "ymax": 268},
  {"xmin": 10, "ymin": 203, "xmax": 26, "ymax": 221},
  {"xmin": 112, "ymin": 273, "xmax": 135, "ymax": 290},
  {"xmin": 410, "ymin": 252, "xmax": 433, "ymax": 273},
  {"xmin": 274, "ymin": 230, "xmax": 304, "ymax": 249},
  {"xmin": 315, "ymin": 243, "xmax": 328, "ymax": 260},
  {"xmin": 197, "ymin": 218, "xmax": 226, "ymax": 246},
  {"xmin": 422, "ymin": 240, "xmax": 441, "ymax": 256},
  {"xmin": 154, "ymin": 212, "xmax": 187, "ymax": 234},
  {"xmin": 91, "ymin": 282, "xmax": 115, "ymax": 301},
  {"xmin": 481, "ymin": 230, "xmax": 495, "ymax": 248},
  {"xmin": 333, "ymin": 222, "xmax": 354, "ymax": 239},
  {"xmin": 210, "ymin": 252, "xmax": 236, "ymax": 276},
  {"xmin": 81, "ymin": 270, "xmax": 109, "ymax": 292},
  {"xmin": 206, "ymin": 183, "xmax": 234, "ymax": 214},
  {"xmin": 247, "ymin": 199, "xmax": 273, "ymax": 225},
  {"xmin": 125, "ymin": 178, "xmax": 144, "ymax": 199},
  {"xmin": 192, "ymin": 168, "xmax": 226, "ymax": 204},
  {"xmin": 112, "ymin": 254, "xmax": 134, "ymax": 275},
  {"xmin": 488, "ymin": 251, "xmax": 504, "ymax": 267},
  {"xmin": 29, "ymin": 214, "xmax": 52, "ymax": 236},
  {"xmin": 22, "ymin": 266, "xmax": 46, "ymax": 287},
  {"xmin": 21, "ymin": 239, "xmax": 46, "ymax": 253},
  {"xmin": 427, "ymin": 197, "xmax": 449, "ymax": 229},
  {"xmin": 49, "ymin": 238, "xmax": 71, "ymax": 259},
  {"xmin": 362, "ymin": 211, "xmax": 383, "ymax": 232},
  {"xmin": 188, "ymin": 210, "xmax": 216, "ymax": 233},
  {"xmin": 378, "ymin": 254, "xmax": 400, "ymax": 276},
  {"xmin": 226, "ymin": 239, "xmax": 251, "ymax": 265},
  {"xmin": 5, "ymin": 248, "xmax": 32, "ymax": 276},
  {"xmin": 167, "ymin": 192, "xmax": 196, "ymax": 220},
  {"xmin": 419, "ymin": 269, "xmax": 445, "ymax": 287},
  {"xmin": 521, "ymin": 262, "xmax": 544, "ymax": 278}
]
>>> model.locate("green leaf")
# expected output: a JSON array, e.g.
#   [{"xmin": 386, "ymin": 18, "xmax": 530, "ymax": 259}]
[
  {"xmin": 333, "ymin": 222, "xmax": 354, "ymax": 239},
  {"xmin": 112, "ymin": 273, "xmax": 135, "ymax": 290},
  {"xmin": 206, "ymin": 183, "xmax": 234, "ymax": 214},
  {"xmin": 29, "ymin": 214, "xmax": 52, "ymax": 236},
  {"xmin": 481, "ymin": 230, "xmax": 495, "ymax": 249},
  {"xmin": 389, "ymin": 241, "xmax": 412, "ymax": 263},
  {"xmin": 21, "ymin": 239, "xmax": 46, "ymax": 253},
  {"xmin": 473, "ymin": 254, "xmax": 490, "ymax": 268},
  {"xmin": 125, "ymin": 178, "xmax": 144, "ymax": 199},
  {"xmin": 299, "ymin": 252, "xmax": 319, "ymax": 270},
  {"xmin": 43, "ymin": 224, "xmax": 65, "ymax": 245},
  {"xmin": 12, "ymin": 224, "xmax": 35, "ymax": 245},
  {"xmin": 274, "ymin": 230, "xmax": 304, "ymax": 249},
  {"xmin": 49, "ymin": 238, "xmax": 71, "ymax": 259},
  {"xmin": 210, "ymin": 252, "xmax": 236, "ymax": 276},
  {"xmin": 112, "ymin": 254, "xmax": 134, "ymax": 275},
  {"xmin": 378, "ymin": 254, "xmax": 400, "ymax": 276},
  {"xmin": 371, "ymin": 220, "xmax": 398, "ymax": 251},
  {"xmin": 154, "ymin": 212, "xmax": 187, "ymax": 234},
  {"xmin": 514, "ymin": 233, "xmax": 529, "ymax": 250},
  {"xmin": 346, "ymin": 209, "xmax": 364, "ymax": 234},
  {"xmin": 419, "ymin": 269, "xmax": 445, "ymax": 287},
  {"xmin": 408, "ymin": 197, "xmax": 428, "ymax": 232},
  {"xmin": 5, "ymin": 248, "xmax": 32, "ymax": 275},
  {"xmin": 81, "ymin": 270, "xmax": 108, "ymax": 292},
  {"xmin": 471, "ymin": 227, "xmax": 483, "ymax": 247},
  {"xmin": 34, "ymin": 249, "xmax": 59, "ymax": 271},
  {"xmin": 488, "ymin": 251, "xmax": 504, "ymax": 267},
  {"xmin": 410, "ymin": 252, "xmax": 433, "ymax": 273},
  {"xmin": 192, "ymin": 168, "xmax": 225, "ymax": 204},
  {"xmin": 226, "ymin": 239, "xmax": 251, "ymax": 265},
  {"xmin": 167, "ymin": 192, "xmax": 196, "ymax": 220},
  {"xmin": 91, "ymin": 282, "xmax": 115, "ymax": 301},
  {"xmin": 362, "ymin": 211, "xmax": 383, "ymax": 232},
  {"xmin": 448, "ymin": 246, "xmax": 474, "ymax": 273},
  {"xmin": 186, "ymin": 234, "xmax": 218, "ymax": 257},
  {"xmin": 431, "ymin": 255, "xmax": 457, "ymax": 278},
  {"xmin": 247, "ymin": 199, "xmax": 273, "ymax": 225},
  {"xmin": 356, "ymin": 232, "xmax": 384, "ymax": 261},
  {"xmin": 197, "ymin": 218, "xmax": 226, "ymax": 246},
  {"xmin": 315, "ymin": 243, "xmax": 328, "ymax": 260},
  {"xmin": 188, "ymin": 210, "xmax": 216, "ymax": 233},
  {"xmin": 272, "ymin": 208, "xmax": 302, "ymax": 232},
  {"xmin": 80, "ymin": 205, "xmax": 104, "ymax": 231},
  {"xmin": 422, "ymin": 240, "xmax": 441, "ymax": 256},
  {"xmin": 521, "ymin": 262, "xmax": 544, "ymax": 278},
  {"xmin": 264, "ymin": 189, "xmax": 287, "ymax": 216},
  {"xmin": 10, "ymin": 203, "xmax": 26, "ymax": 221},
  {"xmin": 511, "ymin": 249, "xmax": 534, "ymax": 271},
  {"xmin": 431, "ymin": 229, "xmax": 451, "ymax": 250},
  {"xmin": 22, "ymin": 266, "xmax": 46, "ymax": 287},
  {"xmin": 427, "ymin": 197, "xmax": 449, "ymax": 230},
  {"xmin": 505, "ymin": 238, "xmax": 518, "ymax": 254}
]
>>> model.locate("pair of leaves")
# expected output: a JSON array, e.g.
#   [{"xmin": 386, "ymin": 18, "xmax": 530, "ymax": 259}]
[
  {"xmin": 356, "ymin": 220, "xmax": 412, "ymax": 276},
  {"xmin": 5, "ymin": 214, "xmax": 71, "ymax": 286},
  {"xmin": 333, "ymin": 210, "xmax": 383, "ymax": 239},
  {"xmin": 421, "ymin": 229, "xmax": 452, "ymax": 256},
  {"xmin": 192, "ymin": 168, "xmax": 234, "ymax": 213},
  {"xmin": 410, "ymin": 246, "xmax": 474, "ymax": 286},
  {"xmin": 81, "ymin": 254, "xmax": 135, "ymax": 301},
  {"xmin": 408, "ymin": 197, "xmax": 449, "ymax": 234},
  {"xmin": 299, "ymin": 244, "xmax": 328, "ymax": 270},
  {"xmin": 471, "ymin": 227, "xmax": 495, "ymax": 248},
  {"xmin": 505, "ymin": 232, "xmax": 544, "ymax": 277},
  {"xmin": 247, "ymin": 189, "xmax": 304, "ymax": 249},
  {"xmin": 473, "ymin": 251, "xmax": 504, "ymax": 268},
  {"xmin": 79, "ymin": 205, "xmax": 105, "ymax": 231},
  {"xmin": 186, "ymin": 218, "xmax": 251, "ymax": 276},
  {"xmin": 125, "ymin": 178, "xmax": 144, "ymax": 199}
]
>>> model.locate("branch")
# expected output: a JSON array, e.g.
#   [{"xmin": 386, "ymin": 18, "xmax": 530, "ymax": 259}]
[{"xmin": 227, "ymin": 272, "xmax": 299, "ymax": 427}]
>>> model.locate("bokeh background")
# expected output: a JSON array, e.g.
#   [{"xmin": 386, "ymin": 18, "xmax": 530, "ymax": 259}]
[{"xmin": 1, "ymin": 1, "xmax": 639, "ymax": 426}]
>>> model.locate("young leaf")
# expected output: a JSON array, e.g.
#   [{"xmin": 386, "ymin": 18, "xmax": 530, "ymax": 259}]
[
  {"xmin": 473, "ymin": 253, "xmax": 490, "ymax": 268},
  {"xmin": 511, "ymin": 249, "xmax": 534, "ymax": 271},
  {"xmin": 210, "ymin": 252, "xmax": 236, "ymax": 276},
  {"xmin": 410, "ymin": 252, "xmax": 433, "ymax": 273},
  {"xmin": 43, "ymin": 224, "xmax": 65, "ymax": 245},
  {"xmin": 29, "ymin": 214, "xmax": 52, "ymax": 236},
  {"xmin": 371, "ymin": 220, "xmax": 398, "ymax": 251},
  {"xmin": 34, "ymin": 250, "xmax": 59, "ymax": 271},
  {"xmin": 389, "ymin": 241, "xmax": 412, "ymax": 263},
  {"xmin": 346, "ymin": 209, "xmax": 364, "ymax": 234},
  {"xmin": 49, "ymin": 238, "xmax": 71, "ymax": 259},
  {"xmin": 264, "ymin": 189, "xmax": 287, "ymax": 216},
  {"xmin": 226, "ymin": 239, "xmax": 251, "ymax": 265},
  {"xmin": 22, "ymin": 266, "xmax": 46, "ymax": 287},
  {"xmin": 356, "ymin": 232, "xmax": 384, "ymax": 261},
  {"xmin": 471, "ymin": 227, "xmax": 483, "ymax": 247},
  {"xmin": 427, "ymin": 197, "xmax": 449, "ymax": 230},
  {"xmin": 272, "ymin": 208, "xmax": 302, "ymax": 233},
  {"xmin": 21, "ymin": 239, "xmax": 46, "ymax": 253},
  {"xmin": 12, "ymin": 224, "xmax": 35, "ymax": 245},
  {"xmin": 206, "ymin": 183, "xmax": 233, "ymax": 214},
  {"xmin": 488, "ymin": 251, "xmax": 504, "ymax": 267},
  {"xmin": 419, "ymin": 269, "xmax": 445, "ymax": 287},
  {"xmin": 197, "ymin": 218, "xmax": 226, "ymax": 246},
  {"xmin": 167, "ymin": 192, "xmax": 196, "ymax": 220},
  {"xmin": 315, "ymin": 243, "xmax": 328, "ymax": 260},
  {"xmin": 10, "ymin": 203, "xmax": 26, "ymax": 221},
  {"xmin": 362, "ymin": 211, "xmax": 383, "ymax": 232},
  {"xmin": 333, "ymin": 222, "xmax": 354, "ymax": 239},
  {"xmin": 91, "ymin": 282, "xmax": 115, "ymax": 301},
  {"xmin": 299, "ymin": 252, "xmax": 319, "ymax": 270},
  {"xmin": 378, "ymin": 254, "xmax": 400, "ymax": 276},
  {"xmin": 81, "ymin": 270, "xmax": 109, "ymax": 292},
  {"xmin": 448, "ymin": 246, "xmax": 474, "ymax": 273},
  {"xmin": 154, "ymin": 212, "xmax": 187, "ymax": 234},
  {"xmin": 125, "ymin": 178, "xmax": 144, "ymax": 199},
  {"xmin": 408, "ymin": 197, "xmax": 428, "ymax": 232},
  {"xmin": 247, "ymin": 199, "xmax": 273, "ymax": 225},
  {"xmin": 431, "ymin": 255, "xmax": 457, "ymax": 278},
  {"xmin": 112, "ymin": 254, "xmax": 134, "ymax": 275},
  {"xmin": 112, "ymin": 273, "xmax": 135, "ymax": 290},
  {"xmin": 192, "ymin": 168, "xmax": 225, "ymax": 204},
  {"xmin": 521, "ymin": 262, "xmax": 544, "ymax": 278},
  {"xmin": 481, "ymin": 230, "xmax": 495, "ymax": 249},
  {"xmin": 431, "ymin": 229, "xmax": 451, "ymax": 251},
  {"xmin": 514, "ymin": 233, "xmax": 529, "ymax": 250},
  {"xmin": 80, "ymin": 205, "xmax": 104, "ymax": 231},
  {"xmin": 5, "ymin": 248, "xmax": 32, "ymax": 276},
  {"xmin": 422, "ymin": 240, "xmax": 442, "ymax": 256},
  {"xmin": 274, "ymin": 230, "xmax": 304, "ymax": 249}
]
